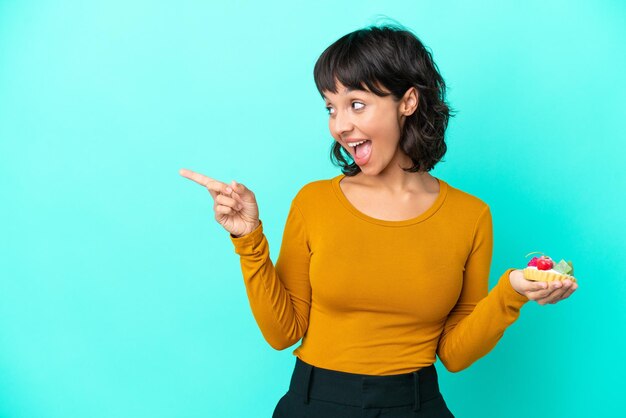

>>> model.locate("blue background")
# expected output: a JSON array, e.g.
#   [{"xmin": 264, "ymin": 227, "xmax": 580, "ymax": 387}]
[{"xmin": 1, "ymin": 1, "xmax": 624, "ymax": 417}]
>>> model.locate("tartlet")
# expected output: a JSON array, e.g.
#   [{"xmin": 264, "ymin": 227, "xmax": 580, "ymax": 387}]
[{"xmin": 522, "ymin": 251, "xmax": 577, "ymax": 283}]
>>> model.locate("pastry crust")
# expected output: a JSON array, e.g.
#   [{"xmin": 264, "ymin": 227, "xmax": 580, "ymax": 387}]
[{"xmin": 523, "ymin": 267, "xmax": 577, "ymax": 283}]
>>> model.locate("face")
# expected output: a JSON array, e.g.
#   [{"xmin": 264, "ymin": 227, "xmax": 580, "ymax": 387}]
[{"xmin": 323, "ymin": 80, "xmax": 418, "ymax": 175}]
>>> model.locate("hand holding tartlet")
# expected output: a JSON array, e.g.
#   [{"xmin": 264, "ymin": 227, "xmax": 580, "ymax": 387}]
[{"xmin": 508, "ymin": 252, "xmax": 578, "ymax": 305}]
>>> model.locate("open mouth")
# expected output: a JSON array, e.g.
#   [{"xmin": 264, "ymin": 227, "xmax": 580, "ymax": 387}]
[
  {"xmin": 347, "ymin": 140, "xmax": 372, "ymax": 165},
  {"xmin": 346, "ymin": 140, "xmax": 370, "ymax": 156}
]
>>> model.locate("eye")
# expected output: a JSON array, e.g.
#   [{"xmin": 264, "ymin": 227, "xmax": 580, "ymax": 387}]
[{"xmin": 325, "ymin": 102, "xmax": 365, "ymax": 115}]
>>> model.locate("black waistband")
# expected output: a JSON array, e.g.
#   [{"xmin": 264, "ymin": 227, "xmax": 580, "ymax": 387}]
[{"xmin": 288, "ymin": 357, "xmax": 442, "ymax": 411}]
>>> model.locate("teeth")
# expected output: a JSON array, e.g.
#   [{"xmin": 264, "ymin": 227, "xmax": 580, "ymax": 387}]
[{"xmin": 347, "ymin": 140, "xmax": 367, "ymax": 147}]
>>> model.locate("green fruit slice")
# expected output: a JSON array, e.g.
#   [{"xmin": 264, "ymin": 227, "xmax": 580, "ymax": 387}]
[{"xmin": 553, "ymin": 260, "xmax": 573, "ymax": 275}]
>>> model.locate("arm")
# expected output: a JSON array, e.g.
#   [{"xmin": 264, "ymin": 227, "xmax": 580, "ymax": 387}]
[
  {"xmin": 436, "ymin": 205, "xmax": 529, "ymax": 373},
  {"xmin": 229, "ymin": 200, "xmax": 312, "ymax": 350}
]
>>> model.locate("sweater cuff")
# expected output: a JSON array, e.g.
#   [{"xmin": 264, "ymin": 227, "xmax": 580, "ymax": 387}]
[
  {"xmin": 499, "ymin": 267, "xmax": 530, "ymax": 307},
  {"xmin": 229, "ymin": 220, "xmax": 265, "ymax": 256}
]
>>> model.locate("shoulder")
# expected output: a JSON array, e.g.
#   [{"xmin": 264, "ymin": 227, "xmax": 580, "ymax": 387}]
[
  {"xmin": 443, "ymin": 179, "xmax": 491, "ymax": 216},
  {"xmin": 292, "ymin": 176, "xmax": 336, "ymax": 206},
  {"xmin": 286, "ymin": 177, "xmax": 336, "ymax": 227}
]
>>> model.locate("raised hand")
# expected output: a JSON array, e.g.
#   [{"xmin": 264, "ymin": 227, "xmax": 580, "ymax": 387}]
[
  {"xmin": 179, "ymin": 168, "xmax": 260, "ymax": 238},
  {"xmin": 509, "ymin": 269, "xmax": 578, "ymax": 305}
]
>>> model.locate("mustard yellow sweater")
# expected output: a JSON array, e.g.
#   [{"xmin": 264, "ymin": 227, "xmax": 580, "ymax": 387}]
[{"xmin": 229, "ymin": 174, "xmax": 529, "ymax": 375}]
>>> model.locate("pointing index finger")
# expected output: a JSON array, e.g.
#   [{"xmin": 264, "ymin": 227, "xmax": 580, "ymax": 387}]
[{"xmin": 179, "ymin": 168, "xmax": 228, "ymax": 195}]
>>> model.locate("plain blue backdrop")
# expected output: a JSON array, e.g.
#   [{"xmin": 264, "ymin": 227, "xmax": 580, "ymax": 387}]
[{"xmin": 1, "ymin": 1, "xmax": 624, "ymax": 417}]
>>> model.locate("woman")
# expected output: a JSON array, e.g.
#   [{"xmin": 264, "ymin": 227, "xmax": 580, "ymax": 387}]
[{"xmin": 180, "ymin": 23, "xmax": 577, "ymax": 418}]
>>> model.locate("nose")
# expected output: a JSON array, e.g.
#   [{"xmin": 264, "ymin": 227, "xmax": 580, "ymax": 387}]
[{"xmin": 331, "ymin": 108, "xmax": 354, "ymax": 138}]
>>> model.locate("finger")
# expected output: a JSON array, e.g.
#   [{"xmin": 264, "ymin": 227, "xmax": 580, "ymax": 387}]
[
  {"xmin": 522, "ymin": 280, "xmax": 549, "ymax": 296},
  {"xmin": 227, "ymin": 186, "xmax": 242, "ymax": 203},
  {"xmin": 216, "ymin": 193, "xmax": 243, "ymax": 211},
  {"xmin": 560, "ymin": 282, "xmax": 578, "ymax": 300},
  {"xmin": 215, "ymin": 203, "xmax": 238, "ymax": 216},
  {"xmin": 525, "ymin": 282, "xmax": 559, "ymax": 300},
  {"xmin": 545, "ymin": 285, "xmax": 571, "ymax": 304},
  {"xmin": 179, "ymin": 168, "xmax": 229, "ymax": 196},
  {"xmin": 534, "ymin": 286, "xmax": 564, "ymax": 305},
  {"xmin": 228, "ymin": 180, "xmax": 251, "ymax": 204},
  {"xmin": 179, "ymin": 168, "xmax": 214, "ymax": 184},
  {"xmin": 533, "ymin": 280, "xmax": 572, "ymax": 304},
  {"xmin": 531, "ymin": 280, "xmax": 549, "ymax": 291},
  {"xmin": 232, "ymin": 180, "xmax": 251, "ymax": 197}
]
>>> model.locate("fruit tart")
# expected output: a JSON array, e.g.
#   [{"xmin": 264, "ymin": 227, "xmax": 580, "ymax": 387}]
[{"xmin": 523, "ymin": 251, "xmax": 577, "ymax": 283}]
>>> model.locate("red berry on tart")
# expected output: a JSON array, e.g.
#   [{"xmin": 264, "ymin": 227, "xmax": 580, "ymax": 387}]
[{"xmin": 535, "ymin": 255, "xmax": 554, "ymax": 270}]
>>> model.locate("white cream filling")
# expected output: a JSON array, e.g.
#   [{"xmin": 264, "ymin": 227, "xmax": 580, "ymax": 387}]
[{"xmin": 526, "ymin": 265, "xmax": 572, "ymax": 276}]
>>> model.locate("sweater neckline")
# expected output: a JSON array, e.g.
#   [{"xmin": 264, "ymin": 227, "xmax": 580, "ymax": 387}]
[{"xmin": 331, "ymin": 173, "xmax": 448, "ymax": 227}]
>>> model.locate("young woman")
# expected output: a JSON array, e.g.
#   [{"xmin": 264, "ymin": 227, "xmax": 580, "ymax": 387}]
[{"xmin": 180, "ymin": 23, "xmax": 577, "ymax": 418}]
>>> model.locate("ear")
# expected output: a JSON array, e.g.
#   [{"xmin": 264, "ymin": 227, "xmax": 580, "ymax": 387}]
[{"xmin": 400, "ymin": 87, "xmax": 418, "ymax": 116}]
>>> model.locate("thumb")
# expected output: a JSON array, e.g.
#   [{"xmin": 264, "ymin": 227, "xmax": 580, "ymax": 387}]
[{"xmin": 232, "ymin": 180, "xmax": 247, "ymax": 193}]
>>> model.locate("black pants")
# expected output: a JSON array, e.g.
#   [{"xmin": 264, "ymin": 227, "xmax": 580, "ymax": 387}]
[{"xmin": 272, "ymin": 357, "xmax": 455, "ymax": 418}]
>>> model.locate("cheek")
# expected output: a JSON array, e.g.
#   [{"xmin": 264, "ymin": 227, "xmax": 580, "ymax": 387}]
[{"xmin": 365, "ymin": 115, "xmax": 399, "ymax": 140}]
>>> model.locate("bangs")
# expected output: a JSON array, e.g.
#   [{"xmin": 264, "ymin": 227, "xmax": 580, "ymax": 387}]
[{"xmin": 313, "ymin": 30, "xmax": 394, "ymax": 99}]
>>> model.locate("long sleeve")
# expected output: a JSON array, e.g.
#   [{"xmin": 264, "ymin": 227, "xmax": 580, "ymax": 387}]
[
  {"xmin": 436, "ymin": 205, "xmax": 529, "ymax": 373},
  {"xmin": 229, "ymin": 199, "xmax": 312, "ymax": 350}
]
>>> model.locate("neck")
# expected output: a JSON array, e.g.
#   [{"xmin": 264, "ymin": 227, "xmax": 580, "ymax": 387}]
[{"xmin": 357, "ymin": 167, "xmax": 437, "ymax": 195}]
